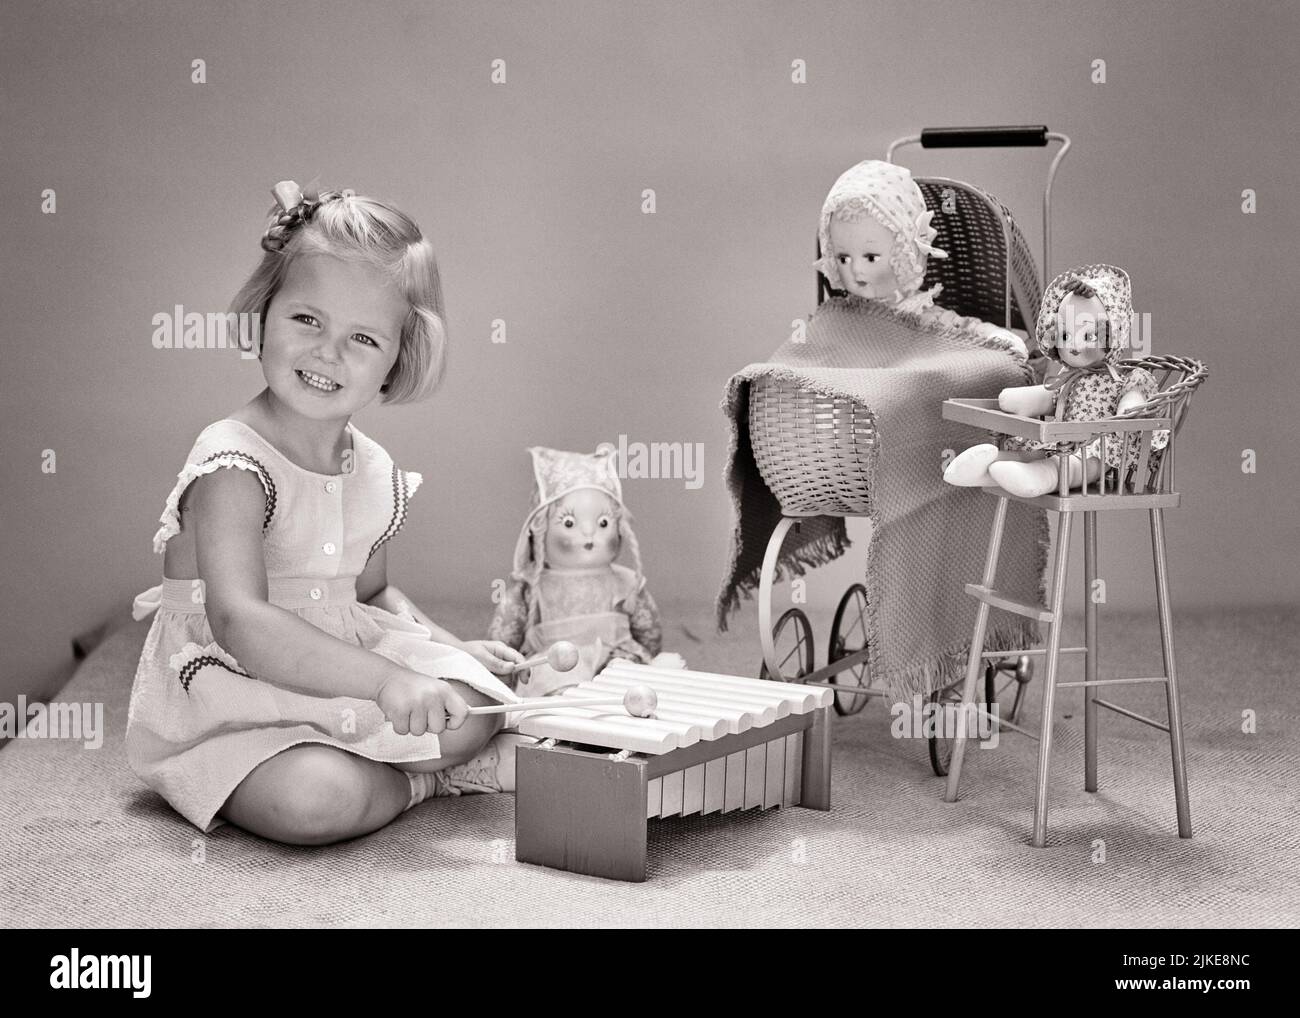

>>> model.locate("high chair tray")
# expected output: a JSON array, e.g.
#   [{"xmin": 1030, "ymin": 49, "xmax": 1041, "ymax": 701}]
[{"xmin": 942, "ymin": 398, "xmax": 1172, "ymax": 444}]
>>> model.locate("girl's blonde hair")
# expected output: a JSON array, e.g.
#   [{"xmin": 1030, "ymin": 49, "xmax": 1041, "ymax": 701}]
[{"xmin": 229, "ymin": 187, "xmax": 447, "ymax": 403}]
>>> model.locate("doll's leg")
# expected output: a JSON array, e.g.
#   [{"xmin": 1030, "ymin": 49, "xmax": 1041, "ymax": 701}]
[
  {"xmin": 945, "ymin": 445, "xmax": 1040, "ymax": 486},
  {"xmin": 943, "ymin": 444, "xmax": 1000, "ymax": 486},
  {"xmin": 988, "ymin": 451, "xmax": 1102, "ymax": 498}
]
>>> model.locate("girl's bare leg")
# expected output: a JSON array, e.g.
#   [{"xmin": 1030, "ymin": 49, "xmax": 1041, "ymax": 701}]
[{"xmin": 218, "ymin": 681, "xmax": 504, "ymax": 846}]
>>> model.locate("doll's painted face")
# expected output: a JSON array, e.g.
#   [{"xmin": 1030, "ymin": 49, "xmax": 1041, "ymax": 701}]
[
  {"xmin": 261, "ymin": 253, "xmax": 406, "ymax": 423},
  {"xmin": 1055, "ymin": 292, "xmax": 1109, "ymax": 369},
  {"xmin": 829, "ymin": 214, "xmax": 900, "ymax": 300},
  {"xmin": 544, "ymin": 489, "xmax": 621, "ymax": 569}
]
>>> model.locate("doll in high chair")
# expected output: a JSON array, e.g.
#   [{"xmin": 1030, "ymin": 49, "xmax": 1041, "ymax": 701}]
[
  {"xmin": 943, "ymin": 263, "xmax": 1166, "ymax": 498},
  {"xmin": 489, "ymin": 444, "xmax": 681, "ymax": 698},
  {"xmin": 814, "ymin": 159, "xmax": 1029, "ymax": 361}
]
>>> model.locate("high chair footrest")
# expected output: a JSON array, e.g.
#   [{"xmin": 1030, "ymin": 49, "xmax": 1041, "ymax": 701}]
[{"xmin": 964, "ymin": 584, "xmax": 1055, "ymax": 622}]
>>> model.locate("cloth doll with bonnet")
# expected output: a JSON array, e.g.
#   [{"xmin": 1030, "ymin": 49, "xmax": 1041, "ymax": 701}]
[
  {"xmin": 814, "ymin": 159, "xmax": 1028, "ymax": 361},
  {"xmin": 489, "ymin": 445, "xmax": 673, "ymax": 698},
  {"xmin": 943, "ymin": 263, "xmax": 1166, "ymax": 497}
]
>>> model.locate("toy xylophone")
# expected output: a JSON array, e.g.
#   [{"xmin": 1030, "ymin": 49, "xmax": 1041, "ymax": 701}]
[{"xmin": 513, "ymin": 661, "xmax": 833, "ymax": 881}]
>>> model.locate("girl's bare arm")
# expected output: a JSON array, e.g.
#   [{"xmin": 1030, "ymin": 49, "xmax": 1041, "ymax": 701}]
[{"xmin": 189, "ymin": 468, "xmax": 403, "ymax": 700}]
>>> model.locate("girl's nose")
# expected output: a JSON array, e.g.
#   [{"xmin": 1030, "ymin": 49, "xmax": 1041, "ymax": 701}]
[{"xmin": 314, "ymin": 334, "xmax": 345, "ymax": 362}]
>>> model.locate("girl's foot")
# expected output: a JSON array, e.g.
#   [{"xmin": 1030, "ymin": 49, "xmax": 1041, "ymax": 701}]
[
  {"xmin": 943, "ymin": 444, "xmax": 1000, "ymax": 486},
  {"xmin": 988, "ymin": 458, "xmax": 1060, "ymax": 498},
  {"xmin": 442, "ymin": 732, "xmax": 538, "ymax": 794}
]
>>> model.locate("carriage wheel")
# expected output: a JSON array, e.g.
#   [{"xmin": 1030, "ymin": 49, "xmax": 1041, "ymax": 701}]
[
  {"xmin": 759, "ymin": 608, "xmax": 815, "ymax": 683},
  {"xmin": 828, "ymin": 583, "xmax": 871, "ymax": 716},
  {"xmin": 927, "ymin": 664, "xmax": 998, "ymax": 777},
  {"xmin": 987, "ymin": 654, "xmax": 1034, "ymax": 725}
]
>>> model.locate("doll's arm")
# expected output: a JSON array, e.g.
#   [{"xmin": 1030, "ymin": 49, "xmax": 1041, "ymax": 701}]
[
  {"xmin": 998, "ymin": 384, "xmax": 1056, "ymax": 418},
  {"xmin": 1116, "ymin": 366, "xmax": 1159, "ymax": 416},
  {"xmin": 626, "ymin": 586, "xmax": 663, "ymax": 657},
  {"xmin": 488, "ymin": 579, "xmax": 530, "ymax": 651}
]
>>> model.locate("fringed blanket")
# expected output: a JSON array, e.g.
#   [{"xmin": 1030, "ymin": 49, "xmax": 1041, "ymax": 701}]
[{"xmin": 716, "ymin": 296, "xmax": 1049, "ymax": 701}]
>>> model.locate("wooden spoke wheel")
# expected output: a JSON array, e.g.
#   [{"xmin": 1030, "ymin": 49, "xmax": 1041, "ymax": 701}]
[
  {"xmin": 988, "ymin": 654, "xmax": 1033, "ymax": 724},
  {"xmin": 927, "ymin": 664, "xmax": 998, "ymax": 777},
  {"xmin": 759, "ymin": 608, "xmax": 815, "ymax": 683},
  {"xmin": 828, "ymin": 583, "xmax": 871, "ymax": 716}
]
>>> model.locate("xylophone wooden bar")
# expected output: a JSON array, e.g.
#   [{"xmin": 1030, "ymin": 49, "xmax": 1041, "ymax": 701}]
[{"xmin": 514, "ymin": 663, "xmax": 834, "ymax": 881}]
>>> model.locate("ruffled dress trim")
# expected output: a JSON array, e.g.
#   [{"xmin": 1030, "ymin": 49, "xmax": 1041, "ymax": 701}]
[
  {"xmin": 151, "ymin": 451, "xmax": 276, "ymax": 555},
  {"xmin": 367, "ymin": 465, "xmax": 423, "ymax": 561}
]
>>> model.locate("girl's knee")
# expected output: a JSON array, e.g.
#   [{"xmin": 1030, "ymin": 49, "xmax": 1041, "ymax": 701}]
[
  {"xmin": 439, "ymin": 711, "xmax": 502, "ymax": 762},
  {"xmin": 226, "ymin": 745, "xmax": 389, "ymax": 845}
]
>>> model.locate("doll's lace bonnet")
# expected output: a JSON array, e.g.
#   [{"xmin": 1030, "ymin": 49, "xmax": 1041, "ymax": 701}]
[{"xmin": 814, "ymin": 159, "xmax": 947, "ymax": 300}]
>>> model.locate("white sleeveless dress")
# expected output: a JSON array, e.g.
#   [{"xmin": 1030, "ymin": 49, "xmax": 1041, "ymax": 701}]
[{"xmin": 125, "ymin": 418, "xmax": 515, "ymax": 833}]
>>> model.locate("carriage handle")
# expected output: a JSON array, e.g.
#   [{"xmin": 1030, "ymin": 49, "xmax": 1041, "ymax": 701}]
[{"xmin": 886, "ymin": 126, "xmax": 1071, "ymax": 288}]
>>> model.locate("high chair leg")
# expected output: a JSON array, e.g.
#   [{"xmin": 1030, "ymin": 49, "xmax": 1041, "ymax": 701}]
[
  {"xmin": 944, "ymin": 496, "xmax": 1010, "ymax": 804},
  {"xmin": 1031, "ymin": 511, "xmax": 1073, "ymax": 848},
  {"xmin": 1084, "ymin": 511, "xmax": 1099, "ymax": 793},
  {"xmin": 1151, "ymin": 508, "xmax": 1193, "ymax": 838}
]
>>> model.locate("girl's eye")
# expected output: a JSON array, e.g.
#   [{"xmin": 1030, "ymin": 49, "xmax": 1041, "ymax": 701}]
[
  {"xmin": 865, "ymin": 254, "xmax": 878, "ymax": 263},
  {"xmin": 352, "ymin": 333, "xmax": 377, "ymax": 347},
  {"xmin": 837, "ymin": 254, "xmax": 849, "ymax": 263},
  {"xmin": 293, "ymin": 313, "xmax": 319, "ymax": 326}
]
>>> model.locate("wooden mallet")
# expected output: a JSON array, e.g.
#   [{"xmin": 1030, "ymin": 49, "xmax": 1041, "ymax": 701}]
[
  {"xmin": 508, "ymin": 640, "xmax": 581, "ymax": 676},
  {"xmin": 469, "ymin": 684, "xmax": 659, "ymax": 718}
]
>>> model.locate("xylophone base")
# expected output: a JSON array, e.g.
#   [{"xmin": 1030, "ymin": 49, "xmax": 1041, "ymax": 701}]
[{"xmin": 515, "ymin": 706, "xmax": 832, "ymax": 882}]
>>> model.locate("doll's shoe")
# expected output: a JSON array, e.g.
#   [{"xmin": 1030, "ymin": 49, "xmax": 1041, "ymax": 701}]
[
  {"xmin": 943, "ymin": 444, "xmax": 1000, "ymax": 486},
  {"xmin": 440, "ymin": 732, "xmax": 539, "ymax": 794},
  {"xmin": 651, "ymin": 651, "xmax": 687, "ymax": 669}
]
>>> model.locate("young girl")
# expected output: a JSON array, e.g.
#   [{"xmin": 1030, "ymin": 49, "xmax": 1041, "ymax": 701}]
[
  {"xmin": 813, "ymin": 159, "xmax": 1029, "ymax": 360},
  {"xmin": 127, "ymin": 180, "xmax": 530, "ymax": 846}
]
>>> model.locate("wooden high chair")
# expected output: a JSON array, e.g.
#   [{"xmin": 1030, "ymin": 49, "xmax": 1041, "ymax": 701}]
[{"xmin": 940, "ymin": 354, "xmax": 1208, "ymax": 847}]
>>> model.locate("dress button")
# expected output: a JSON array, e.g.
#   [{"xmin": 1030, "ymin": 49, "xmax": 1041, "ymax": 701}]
[
  {"xmin": 309, "ymin": 587, "xmax": 322, "ymax": 601},
  {"xmin": 322, "ymin": 542, "xmax": 336, "ymax": 555},
  {"xmin": 324, "ymin": 481, "xmax": 336, "ymax": 493}
]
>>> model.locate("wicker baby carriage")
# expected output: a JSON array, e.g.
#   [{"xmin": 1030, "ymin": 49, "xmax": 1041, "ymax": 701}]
[{"xmin": 750, "ymin": 125, "xmax": 1071, "ymax": 775}]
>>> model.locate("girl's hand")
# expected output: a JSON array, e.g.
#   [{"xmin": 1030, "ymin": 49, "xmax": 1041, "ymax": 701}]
[
  {"xmin": 462, "ymin": 640, "xmax": 527, "ymax": 677},
  {"xmin": 376, "ymin": 669, "xmax": 470, "ymax": 736}
]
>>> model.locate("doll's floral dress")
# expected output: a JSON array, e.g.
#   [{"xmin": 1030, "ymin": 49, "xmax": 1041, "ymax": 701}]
[
  {"xmin": 1006, "ymin": 368, "xmax": 1169, "ymax": 476},
  {"xmin": 125, "ymin": 418, "xmax": 515, "ymax": 833}
]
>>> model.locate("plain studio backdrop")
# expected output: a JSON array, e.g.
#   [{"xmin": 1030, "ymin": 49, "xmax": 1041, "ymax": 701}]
[{"xmin": 2, "ymin": 0, "xmax": 1297, "ymax": 711}]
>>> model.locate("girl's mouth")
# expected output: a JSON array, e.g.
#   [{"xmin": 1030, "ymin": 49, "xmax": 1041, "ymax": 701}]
[{"xmin": 296, "ymin": 369, "xmax": 342, "ymax": 393}]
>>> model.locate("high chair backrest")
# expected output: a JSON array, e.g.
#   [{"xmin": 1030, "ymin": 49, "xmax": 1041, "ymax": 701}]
[{"xmin": 1105, "ymin": 355, "xmax": 1209, "ymax": 497}]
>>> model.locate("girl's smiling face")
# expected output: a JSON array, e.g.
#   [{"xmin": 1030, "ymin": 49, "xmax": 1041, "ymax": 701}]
[
  {"xmin": 544, "ymin": 489, "xmax": 621, "ymax": 569},
  {"xmin": 829, "ymin": 215, "xmax": 900, "ymax": 299},
  {"xmin": 261, "ymin": 253, "xmax": 407, "ymax": 421}
]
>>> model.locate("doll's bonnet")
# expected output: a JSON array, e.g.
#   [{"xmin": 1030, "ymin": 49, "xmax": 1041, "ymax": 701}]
[
  {"xmin": 814, "ymin": 159, "xmax": 947, "ymax": 304},
  {"xmin": 510, "ymin": 444, "xmax": 645, "ymax": 590}
]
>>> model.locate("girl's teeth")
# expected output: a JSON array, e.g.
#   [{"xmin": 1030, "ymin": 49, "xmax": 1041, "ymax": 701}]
[{"xmin": 298, "ymin": 370, "xmax": 339, "ymax": 391}]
